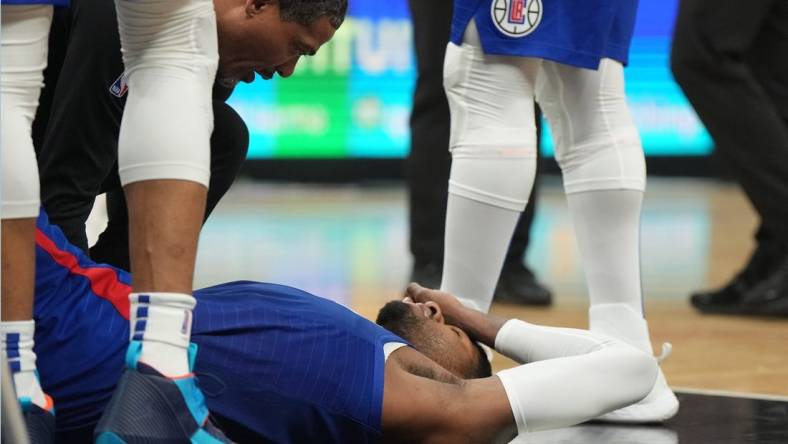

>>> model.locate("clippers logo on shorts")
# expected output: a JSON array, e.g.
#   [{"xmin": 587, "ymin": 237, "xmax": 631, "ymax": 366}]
[
  {"xmin": 491, "ymin": 0, "xmax": 542, "ymax": 38},
  {"xmin": 109, "ymin": 72, "xmax": 128, "ymax": 98}
]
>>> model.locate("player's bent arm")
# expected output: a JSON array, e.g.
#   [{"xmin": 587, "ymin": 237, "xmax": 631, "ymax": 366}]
[
  {"xmin": 381, "ymin": 347, "xmax": 515, "ymax": 444},
  {"xmin": 404, "ymin": 286, "xmax": 658, "ymax": 435},
  {"xmin": 453, "ymin": 315, "xmax": 658, "ymax": 435},
  {"xmin": 492, "ymin": 319, "xmax": 658, "ymax": 433}
]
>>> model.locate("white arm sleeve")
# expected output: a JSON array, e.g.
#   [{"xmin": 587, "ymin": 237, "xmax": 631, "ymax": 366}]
[{"xmin": 494, "ymin": 320, "xmax": 657, "ymax": 434}]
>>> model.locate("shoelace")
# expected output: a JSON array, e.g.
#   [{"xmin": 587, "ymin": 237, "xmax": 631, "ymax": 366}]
[{"xmin": 656, "ymin": 342, "xmax": 672, "ymax": 364}]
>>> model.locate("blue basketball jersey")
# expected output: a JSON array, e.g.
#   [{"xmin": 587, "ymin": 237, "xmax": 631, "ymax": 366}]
[
  {"xmin": 32, "ymin": 212, "xmax": 406, "ymax": 443},
  {"xmin": 451, "ymin": 0, "xmax": 638, "ymax": 69}
]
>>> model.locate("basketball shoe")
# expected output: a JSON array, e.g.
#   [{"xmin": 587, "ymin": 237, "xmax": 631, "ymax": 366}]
[
  {"xmin": 590, "ymin": 303, "xmax": 679, "ymax": 423},
  {"xmin": 94, "ymin": 341, "xmax": 232, "ymax": 443},
  {"xmin": 20, "ymin": 391, "xmax": 55, "ymax": 444}
]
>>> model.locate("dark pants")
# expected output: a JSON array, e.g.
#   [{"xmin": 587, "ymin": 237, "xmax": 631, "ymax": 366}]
[
  {"xmin": 407, "ymin": 0, "xmax": 541, "ymax": 267},
  {"xmin": 33, "ymin": 0, "xmax": 248, "ymax": 271},
  {"xmin": 671, "ymin": 0, "xmax": 788, "ymax": 246}
]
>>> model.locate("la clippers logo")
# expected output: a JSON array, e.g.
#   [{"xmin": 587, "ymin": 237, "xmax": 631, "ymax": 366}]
[
  {"xmin": 492, "ymin": 0, "xmax": 542, "ymax": 38},
  {"xmin": 109, "ymin": 72, "xmax": 128, "ymax": 98}
]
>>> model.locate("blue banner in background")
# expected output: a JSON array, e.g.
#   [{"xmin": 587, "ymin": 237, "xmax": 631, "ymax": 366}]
[{"xmin": 227, "ymin": 0, "xmax": 712, "ymax": 159}]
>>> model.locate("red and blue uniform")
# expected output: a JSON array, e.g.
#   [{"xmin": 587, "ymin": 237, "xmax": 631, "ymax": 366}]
[
  {"xmin": 33, "ymin": 211, "xmax": 405, "ymax": 443},
  {"xmin": 451, "ymin": 0, "xmax": 639, "ymax": 69}
]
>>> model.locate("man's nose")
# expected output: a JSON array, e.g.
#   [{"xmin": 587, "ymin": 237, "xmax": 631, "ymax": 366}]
[{"xmin": 277, "ymin": 56, "xmax": 301, "ymax": 78}]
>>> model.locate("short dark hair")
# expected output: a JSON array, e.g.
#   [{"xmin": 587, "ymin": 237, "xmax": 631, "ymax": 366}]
[
  {"xmin": 376, "ymin": 300, "xmax": 415, "ymax": 337},
  {"xmin": 279, "ymin": 0, "xmax": 348, "ymax": 29}
]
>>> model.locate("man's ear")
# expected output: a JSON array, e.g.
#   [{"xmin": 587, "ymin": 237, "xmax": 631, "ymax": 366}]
[
  {"xmin": 424, "ymin": 301, "xmax": 445, "ymax": 324},
  {"xmin": 246, "ymin": 0, "xmax": 276, "ymax": 17}
]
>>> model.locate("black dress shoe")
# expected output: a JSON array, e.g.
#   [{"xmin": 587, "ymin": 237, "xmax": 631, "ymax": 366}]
[
  {"xmin": 493, "ymin": 263, "xmax": 552, "ymax": 306},
  {"xmin": 690, "ymin": 241, "xmax": 784, "ymax": 314},
  {"xmin": 409, "ymin": 261, "xmax": 442, "ymax": 290},
  {"xmin": 690, "ymin": 278, "xmax": 750, "ymax": 314},
  {"xmin": 737, "ymin": 258, "xmax": 788, "ymax": 317}
]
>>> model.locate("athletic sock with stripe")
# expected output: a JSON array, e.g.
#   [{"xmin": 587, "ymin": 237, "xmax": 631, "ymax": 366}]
[
  {"xmin": 129, "ymin": 292, "xmax": 195, "ymax": 377},
  {"xmin": 1, "ymin": 320, "xmax": 48, "ymax": 409}
]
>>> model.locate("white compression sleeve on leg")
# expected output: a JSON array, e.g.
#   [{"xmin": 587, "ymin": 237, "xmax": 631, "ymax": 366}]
[
  {"xmin": 440, "ymin": 22, "xmax": 540, "ymax": 312},
  {"xmin": 567, "ymin": 189, "xmax": 645, "ymax": 314},
  {"xmin": 441, "ymin": 193, "xmax": 523, "ymax": 313},
  {"xmin": 1, "ymin": 6, "xmax": 52, "ymax": 219},
  {"xmin": 537, "ymin": 58, "xmax": 648, "ymax": 320},
  {"xmin": 115, "ymin": 0, "xmax": 218, "ymax": 187},
  {"xmin": 495, "ymin": 320, "xmax": 657, "ymax": 433}
]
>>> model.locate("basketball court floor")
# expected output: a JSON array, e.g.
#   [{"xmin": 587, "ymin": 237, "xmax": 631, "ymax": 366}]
[{"xmin": 89, "ymin": 176, "xmax": 788, "ymax": 443}]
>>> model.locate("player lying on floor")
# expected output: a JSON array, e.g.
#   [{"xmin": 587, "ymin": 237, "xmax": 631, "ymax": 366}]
[{"xmin": 31, "ymin": 211, "xmax": 657, "ymax": 443}]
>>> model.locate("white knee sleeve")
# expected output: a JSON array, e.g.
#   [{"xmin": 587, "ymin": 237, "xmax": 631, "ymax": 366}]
[
  {"xmin": 443, "ymin": 22, "xmax": 540, "ymax": 211},
  {"xmin": 115, "ymin": 0, "xmax": 218, "ymax": 187},
  {"xmin": 536, "ymin": 59, "xmax": 646, "ymax": 194},
  {"xmin": 495, "ymin": 320, "xmax": 657, "ymax": 434},
  {"xmin": 1, "ymin": 6, "xmax": 52, "ymax": 219}
]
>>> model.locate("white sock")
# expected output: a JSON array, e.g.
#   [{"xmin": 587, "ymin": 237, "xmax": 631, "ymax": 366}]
[
  {"xmin": 130, "ymin": 292, "xmax": 195, "ymax": 377},
  {"xmin": 440, "ymin": 193, "xmax": 522, "ymax": 313},
  {"xmin": 1, "ymin": 320, "xmax": 48, "ymax": 409},
  {"xmin": 567, "ymin": 189, "xmax": 645, "ymax": 315}
]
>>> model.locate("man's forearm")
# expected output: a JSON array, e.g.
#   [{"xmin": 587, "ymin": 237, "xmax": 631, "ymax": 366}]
[
  {"xmin": 455, "ymin": 307, "xmax": 508, "ymax": 348},
  {"xmin": 405, "ymin": 283, "xmax": 510, "ymax": 347}
]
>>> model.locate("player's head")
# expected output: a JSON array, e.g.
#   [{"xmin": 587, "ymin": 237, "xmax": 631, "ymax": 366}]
[
  {"xmin": 215, "ymin": 0, "xmax": 347, "ymax": 84},
  {"xmin": 376, "ymin": 300, "xmax": 492, "ymax": 380}
]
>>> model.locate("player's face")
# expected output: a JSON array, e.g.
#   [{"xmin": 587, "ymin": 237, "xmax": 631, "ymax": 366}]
[
  {"xmin": 216, "ymin": 0, "xmax": 337, "ymax": 85},
  {"xmin": 380, "ymin": 300, "xmax": 482, "ymax": 379}
]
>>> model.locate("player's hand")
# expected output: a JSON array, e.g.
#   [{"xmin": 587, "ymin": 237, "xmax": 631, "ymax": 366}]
[
  {"xmin": 405, "ymin": 283, "xmax": 507, "ymax": 347},
  {"xmin": 404, "ymin": 283, "xmax": 470, "ymax": 328}
]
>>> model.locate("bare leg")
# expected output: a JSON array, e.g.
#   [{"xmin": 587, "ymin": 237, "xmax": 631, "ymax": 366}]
[
  {"xmin": 112, "ymin": 0, "xmax": 217, "ymax": 376},
  {"xmin": 125, "ymin": 180, "xmax": 206, "ymax": 293},
  {"xmin": 1, "ymin": 220, "xmax": 36, "ymax": 322}
]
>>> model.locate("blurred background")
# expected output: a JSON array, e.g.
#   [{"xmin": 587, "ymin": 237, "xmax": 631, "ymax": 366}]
[{"xmin": 230, "ymin": 0, "xmax": 711, "ymax": 175}]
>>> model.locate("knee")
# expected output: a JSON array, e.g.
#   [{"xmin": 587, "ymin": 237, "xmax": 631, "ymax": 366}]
[
  {"xmin": 557, "ymin": 130, "xmax": 646, "ymax": 194},
  {"xmin": 116, "ymin": 0, "xmax": 218, "ymax": 73},
  {"xmin": 2, "ymin": 108, "xmax": 41, "ymax": 218},
  {"xmin": 114, "ymin": 1, "xmax": 221, "ymax": 188},
  {"xmin": 448, "ymin": 149, "xmax": 537, "ymax": 211}
]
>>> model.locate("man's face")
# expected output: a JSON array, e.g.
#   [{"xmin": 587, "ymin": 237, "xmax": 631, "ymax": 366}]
[
  {"xmin": 215, "ymin": 0, "xmax": 337, "ymax": 85},
  {"xmin": 376, "ymin": 300, "xmax": 483, "ymax": 379}
]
